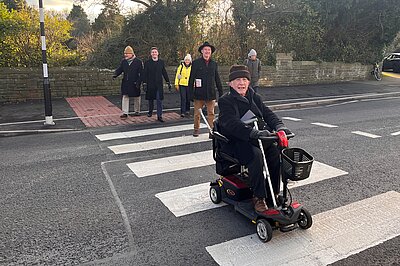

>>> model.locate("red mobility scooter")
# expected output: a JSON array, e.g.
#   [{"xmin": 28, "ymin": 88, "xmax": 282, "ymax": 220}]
[{"xmin": 202, "ymin": 111, "xmax": 314, "ymax": 242}]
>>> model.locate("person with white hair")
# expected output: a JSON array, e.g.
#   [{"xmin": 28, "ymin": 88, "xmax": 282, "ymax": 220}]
[
  {"xmin": 244, "ymin": 49, "xmax": 262, "ymax": 93},
  {"xmin": 174, "ymin": 54, "xmax": 192, "ymax": 117}
]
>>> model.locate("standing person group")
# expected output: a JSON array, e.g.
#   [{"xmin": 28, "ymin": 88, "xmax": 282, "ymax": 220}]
[
  {"xmin": 113, "ymin": 46, "xmax": 143, "ymax": 118},
  {"xmin": 188, "ymin": 41, "xmax": 223, "ymax": 137},
  {"xmin": 174, "ymin": 54, "xmax": 192, "ymax": 117},
  {"xmin": 114, "ymin": 43, "xmax": 258, "ymax": 129},
  {"xmin": 244, "ymin": 48, "xmax": 262, "ymax": 92}
]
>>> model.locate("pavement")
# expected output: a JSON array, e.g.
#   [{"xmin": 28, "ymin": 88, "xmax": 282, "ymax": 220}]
[{"xmin": 0, "ymin": 73, "xmax": 399, "ymax": 136}]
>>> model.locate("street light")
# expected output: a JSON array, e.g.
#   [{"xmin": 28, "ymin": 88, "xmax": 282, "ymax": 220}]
[{"xmin": 38, "ymin": 0, "xmax": 54, "ymax": 125}]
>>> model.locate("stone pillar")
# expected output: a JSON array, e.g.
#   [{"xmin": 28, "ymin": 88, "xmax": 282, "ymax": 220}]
[{"xmin": 276, "ymin": 53, "xmax": 293, "ymax": 69}]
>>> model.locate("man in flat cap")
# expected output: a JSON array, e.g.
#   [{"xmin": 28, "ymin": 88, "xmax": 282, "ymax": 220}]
[
  {"xmin": 188, "ymin": 41, "xmax": 223, "ymax": 137},
  {"xmin": 217, "ymin": 65, "xmax": 292, "ymax": 213}
]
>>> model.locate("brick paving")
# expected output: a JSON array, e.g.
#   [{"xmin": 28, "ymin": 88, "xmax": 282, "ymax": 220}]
[{"xmin": 66, "ymin": 96, "xmax": 181, "ymax": 128}]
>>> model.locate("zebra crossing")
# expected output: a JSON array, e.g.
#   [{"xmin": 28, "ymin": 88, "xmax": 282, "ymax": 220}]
[{"xmin": 96, "ymin": 121, "xmax": 400, "ymax": 266}]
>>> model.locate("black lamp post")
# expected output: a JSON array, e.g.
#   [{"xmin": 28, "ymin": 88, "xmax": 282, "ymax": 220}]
[{"xmin": 38, "ymin": 0, "xmax": 54, "ymax": 125}]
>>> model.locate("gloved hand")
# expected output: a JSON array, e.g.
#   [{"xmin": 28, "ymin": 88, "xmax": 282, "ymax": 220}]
[
  {"xmin": 112, "ymin": 75, "xmax": 117, "ymax": 80},
  {"xmin": 277, "ymin": 126, "xmax": 293, "ymax": 135},
  {"xmin": 167, "ymin": 82, "xmax": 172, "ymax": 92},
  {"xmin": 249, "ymin": 129, "xmax": 271, "ymax": 140},
  {"xmin": 142, "ymin": 83, "xmax": 147, "ymax": 92},
  {"xmin": 276, "ymin": 130, "xmax": 288, "ymax": 147}
]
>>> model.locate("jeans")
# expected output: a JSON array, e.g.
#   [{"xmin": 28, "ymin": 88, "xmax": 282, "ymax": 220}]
[{"xmin": 148, "ymin": 90, "xmax": 163, "ymax": 118}]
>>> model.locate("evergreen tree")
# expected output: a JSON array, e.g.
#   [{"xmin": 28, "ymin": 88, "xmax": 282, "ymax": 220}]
[
  {"xmin": 67, "ymin": 4, "xmax": 91, "ymax": 37},
  {"xmin": 0, "ymin": 0, "xmax": 26, "ymax": 11},
  {"xmin": 92, "ymin": 0, "xmax": 125, "ymax": 33}
]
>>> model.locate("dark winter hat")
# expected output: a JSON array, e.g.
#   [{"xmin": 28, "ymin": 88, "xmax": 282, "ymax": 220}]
[
  {"xmin": 229, "ymin": 65, "xmax": 251, "ymax": 81},
  {"xmin": 198, "ymin": 41, "xmax": 216, "ymax": 53}
]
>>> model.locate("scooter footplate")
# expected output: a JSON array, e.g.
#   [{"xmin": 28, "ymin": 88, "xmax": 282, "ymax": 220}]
[{"xmin": 235, "ymin": 200, "xmax": 258, "ymax": 220}]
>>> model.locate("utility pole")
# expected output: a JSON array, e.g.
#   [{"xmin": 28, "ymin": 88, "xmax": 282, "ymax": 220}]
[{"xmin": 38, "ymin": 0, "xmax": 55, "ymax": 125}]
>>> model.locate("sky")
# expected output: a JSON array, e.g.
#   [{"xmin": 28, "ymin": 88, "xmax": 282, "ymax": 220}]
[{"xmin": 26, "ymin": 0, "xmax": 140, "ymax": 21}]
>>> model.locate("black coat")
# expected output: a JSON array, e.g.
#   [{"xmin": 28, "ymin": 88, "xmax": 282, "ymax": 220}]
[
  {"xmin": 143, "ymin": 59, "xmax": 170, "ymax": 100},
  {"xmin": 188, "ymin": 57, "xmax": 223, "ymax": 101},
  {"xmin": 218, "ymin": 87, "xmax": 285, "ymax": 164},
  {"xmin": 114, "ymin": 58, "xmax": 143, "ymax": 97}
]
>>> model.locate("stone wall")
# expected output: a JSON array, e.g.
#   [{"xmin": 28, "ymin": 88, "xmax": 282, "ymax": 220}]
[{"xmin": 0, "ymin": 54, "xmax": 370, "ymax": 102}]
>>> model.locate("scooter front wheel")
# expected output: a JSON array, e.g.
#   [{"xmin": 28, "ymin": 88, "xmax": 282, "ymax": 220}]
[
  {"xmin": 298, "ymin": 208, "xmax": 313, "ymax": 229},
  {"xmin": 210, "ymin": 186, "xmax": 222, "ymax": 204},
  {"xmin": 256, "ymin": 219, "xmax": 273, "ymax": 242}
]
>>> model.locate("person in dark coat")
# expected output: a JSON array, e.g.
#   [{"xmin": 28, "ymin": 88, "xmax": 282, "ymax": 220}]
[
  {"xmin": 218, "ymin": 65, "xmax": 292, "ymax": 213},
  {"xmin": 188, "ymin": 41, "xmax": 223, "ymax": 136},
  {"xmin": 113, "ymin": 46, "xmax": 143, "ymax": 118},
  {"xmin": 142, "ymin": 47, "xmax": 171, "ymax": 122}
]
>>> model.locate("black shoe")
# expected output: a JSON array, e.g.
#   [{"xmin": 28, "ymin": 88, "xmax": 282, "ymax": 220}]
[
  {"xmin": 120, "ymin": 114, "xmax": 128, "ymax": 119},
  {"xmin": 147, "ymin": 113, "xmax": 152, "ymax": 117},
  {"xmin": 158, "ymin": 117, "xmax": 164, "ymax": 122},
  {"xmin": 180, "ymin": 114, "xmax": 185, "ymax": 118},
  {"xmin": 133, "ymin": 112, "xmax": 140, "ymax": 116}
]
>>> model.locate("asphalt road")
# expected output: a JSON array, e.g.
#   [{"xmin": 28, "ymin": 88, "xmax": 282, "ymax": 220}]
[{"xmin": 1, "ymin": 93, "xmax": 399, "ymax": 265}]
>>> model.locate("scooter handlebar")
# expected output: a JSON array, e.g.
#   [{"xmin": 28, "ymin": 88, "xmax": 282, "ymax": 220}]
[{"xmin": 258, "ymin": 132, "xmax": 295, "ymax": 141}]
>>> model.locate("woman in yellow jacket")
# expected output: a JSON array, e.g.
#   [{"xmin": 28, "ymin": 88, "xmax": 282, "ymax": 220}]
[{"xmin": 174, "ymin": 54, "xmax": 192, "ymax": 117}]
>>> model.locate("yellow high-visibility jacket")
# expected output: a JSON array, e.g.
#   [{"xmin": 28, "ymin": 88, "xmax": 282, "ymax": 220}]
[{"xmin": 174, "ymin": 63, "xmax": 192, "ymax": 87}]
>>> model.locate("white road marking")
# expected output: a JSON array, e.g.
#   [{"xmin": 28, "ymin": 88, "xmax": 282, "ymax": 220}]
[
  {"xmin": 95, "ymin": 123, "xmax": 206, "ymax": 141},
  {"xmin": 391, "ymin": 131, "xmax": 400, "ymax": 136},
  {"xmin": 206, "ymin": 191, "xmax": 400, "ymax": 266},
  {"xmin": 156, "ymin": 183, "xmax": 228, "ymax": 217},
  {"xmin": 282, "ymin": 117, "xmax": 302, "ymax": 121},
  {"xmin": 311, "ymin": 122, "xmax": 338, "ymax": 128},
  {"xmin": 127, "ymin": 150, "xmax": 214, "ymax": 178},
  {"xmin": 108, "ymin": 134, "xmax": 210, "ymax": 154},
  {"xmin": 0, "ymin": 129, "xmax": 77, "ymax": 133},
  {"xmin": 156, "ymin": 161, "xmax": 347, "ymax": 217},
  {"xmin": 352, "ymin": 131, "xmax": 381, "ymax": 139}
]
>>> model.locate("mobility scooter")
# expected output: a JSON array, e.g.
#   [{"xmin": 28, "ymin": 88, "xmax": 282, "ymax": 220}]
[{"xmin": 200, "ymin": 111, "xmax": 314, "ymax": 242}]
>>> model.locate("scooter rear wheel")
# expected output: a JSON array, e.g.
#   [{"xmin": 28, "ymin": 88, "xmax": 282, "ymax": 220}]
[
  {"xmin": 210, "ymin": 186, "xmax": 222, "ymax": 204},
  {"xmin": 256, "ymin": 219, "xmax": 273, "ymax": 242},
  {"xmin": 298, "ymin": 208, "xmax": 313, "ymax": 229}
]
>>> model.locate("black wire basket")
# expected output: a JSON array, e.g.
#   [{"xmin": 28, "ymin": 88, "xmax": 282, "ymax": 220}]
[{"xmin": 281, "ymin": 148, "xmax": 314, "ymax": 181}]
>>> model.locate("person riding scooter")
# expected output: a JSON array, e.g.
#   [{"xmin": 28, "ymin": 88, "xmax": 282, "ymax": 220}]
[{"xmin": 217, "ymin": 65, "xmax": 292, "ymax": 213}]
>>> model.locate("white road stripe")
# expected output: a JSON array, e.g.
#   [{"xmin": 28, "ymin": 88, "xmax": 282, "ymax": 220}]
[
  {"xmin": 311, "ymin": 122, "xmax": 338, "ymax": 128},
  {"xmin": 95, "ymin": 123, "xmax": 206, "ymax": 141},
  {"xmin": 127, "ymin": 150, "xmax": 214, "ymax": 178},
  {"xmin": 282, "ymin": 117, "xmax": 302, "ymax": 121},
  {"xmin": 391, "ymin": 131, "xmax": 400, "ymax": 136},
  {"xmin": 352, "ymin": 131, "xmax": 381, "ymax": 138},
  {"xmin": 109, "ymin": 134, "xmax": 210, "ymax": 154},
  {"xmin": 206, "ymin": 191, "xmax": 400, "ymax": 266},
  {"xmin": 155, "ymin": 161, "xmax": 347, "ymax": 217}
]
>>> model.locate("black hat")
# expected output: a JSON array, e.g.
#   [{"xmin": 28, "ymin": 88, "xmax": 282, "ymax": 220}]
[
  {"xmin": 198, "ymin": 41, "xmax": 216, "ymax": 53},
  {"xmin": 229, "ymin": 65, "xmax": 251, "ymax": 81}
]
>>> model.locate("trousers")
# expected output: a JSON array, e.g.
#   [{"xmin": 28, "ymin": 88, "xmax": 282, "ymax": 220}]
[
  {"xmin": 193, "ymin": 99, "xmax": 215, "ymax": 130},
  {"xmin": 122, "ymin": 95, "xmax": 141, "ymax": 114},
  {"xmin": 247, "ymin": 142, "xmax": 281, "ymax": 205}
]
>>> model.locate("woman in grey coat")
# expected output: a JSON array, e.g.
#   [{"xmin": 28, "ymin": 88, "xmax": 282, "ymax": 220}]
[{"xmin": 244, "ymin": 49, "xmax": 261, "ymax": 92}]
